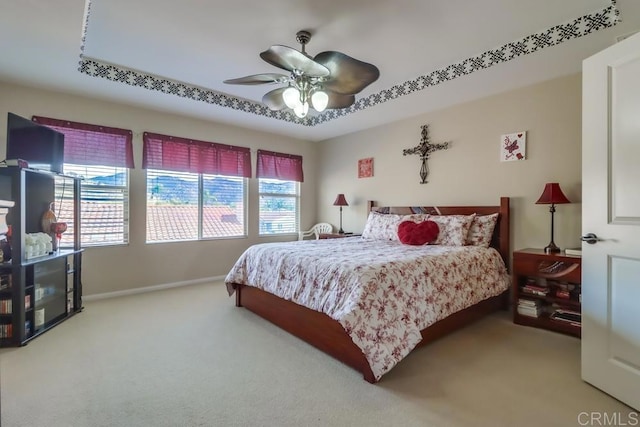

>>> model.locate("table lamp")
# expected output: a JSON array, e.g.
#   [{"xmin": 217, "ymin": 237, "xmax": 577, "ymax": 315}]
[
  {"xmin": 333, "ymin": 194, "xmax": 349, "ymax": 234},
  {"xmin": 536, "ymin": 182, "xmax": 570, "ymax": 253}
]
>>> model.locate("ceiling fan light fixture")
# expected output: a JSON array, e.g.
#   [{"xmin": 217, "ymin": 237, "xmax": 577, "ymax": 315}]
[
  {"xmin": 224, "ymin": 30, "xmax": 379, "ymax": 118},
  {"xmin": 293, "ymin": 101, "xmax": 309, "ymax": 118},
  {"xmin": 311, "ymin": 90, "xmax": 329, "ymax": 112},
  {"xmin": 283, "ymin": 87, "xmax": 301, "ymax": 109}
]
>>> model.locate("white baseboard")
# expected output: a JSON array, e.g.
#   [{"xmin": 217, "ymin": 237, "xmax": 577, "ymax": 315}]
[{"xmin": 83, "ymin": 275, "xmax": 226, "ymax": 301}]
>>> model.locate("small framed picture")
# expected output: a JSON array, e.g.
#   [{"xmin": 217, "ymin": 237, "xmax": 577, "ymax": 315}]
[
  {"xmin": 500, "ymin": 131, "xmax": 526, "ymax": 161},
  {"xmin": 358, "ymin": 157, "xmax": 374, "ymax": 178}
]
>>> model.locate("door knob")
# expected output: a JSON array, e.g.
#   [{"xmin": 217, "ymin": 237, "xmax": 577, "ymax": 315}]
[{"xmin": 581, "ymin": 233, "xmax": 598, "ymax": 244}]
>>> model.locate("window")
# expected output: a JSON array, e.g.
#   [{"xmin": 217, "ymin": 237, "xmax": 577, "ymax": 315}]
[
  {"xmin": 258, "ymin": 178, "xmax": 299, "ymax": 235},
  {"xmin": 143, "ymin": 132, "xmax": 251, "ymax": 243},
  {"xmin": 33, "ymin": 116, "xmax": 133, "ymax": 247},
  {"xmin": 256, "ymin": 150, "xmax": 303, "ymax": 236},
  {"xmin": 146, "ymin": 170, "xmax": 246, "ymax": 242},
  {"xmin": 58, "ymin": 164, "xmax": 129, "ymax": 246}
]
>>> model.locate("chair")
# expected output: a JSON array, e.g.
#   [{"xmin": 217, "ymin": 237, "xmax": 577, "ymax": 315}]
[{"xmin": 298, "ymin": 223, "xmax": 333, "ymax": 240}]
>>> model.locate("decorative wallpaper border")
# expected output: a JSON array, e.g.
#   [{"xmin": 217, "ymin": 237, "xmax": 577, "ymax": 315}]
[{"xmin": 78, "ymin": 1, "xmax": 620, "ymax": 127}]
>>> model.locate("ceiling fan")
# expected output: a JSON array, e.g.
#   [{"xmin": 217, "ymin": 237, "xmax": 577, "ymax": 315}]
[{"xmin": 224, "ymin": 30, "xmax": 380, "ymax": 118}]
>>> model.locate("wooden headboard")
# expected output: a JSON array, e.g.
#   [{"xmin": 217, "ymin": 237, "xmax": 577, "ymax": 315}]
[{"xmin": 367, "ymin": 197, "xmax": 510, "ymax": 269}]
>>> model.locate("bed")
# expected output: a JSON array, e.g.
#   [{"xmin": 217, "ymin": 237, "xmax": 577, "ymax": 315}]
[{"xmin": 225, "ymin": 197, "xmax": 510, "ymax": 383}]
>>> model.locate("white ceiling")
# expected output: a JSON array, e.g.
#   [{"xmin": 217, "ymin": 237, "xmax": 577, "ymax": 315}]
[{"xmin": 1, "ymin": 0, "xmax": 638, "ymax": 142}]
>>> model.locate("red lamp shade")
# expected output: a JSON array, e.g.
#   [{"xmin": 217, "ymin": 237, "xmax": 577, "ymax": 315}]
[
  {"xmin": 535, "ymin": 183, "xmax": 570, "ymax": 205},
  {"xmin": 333, "ymin": 194, "xmax": 349, "ymax": 206},
  {"xmin": 536, "ymin": 183, "xmax": 570, "ymax": 253}
]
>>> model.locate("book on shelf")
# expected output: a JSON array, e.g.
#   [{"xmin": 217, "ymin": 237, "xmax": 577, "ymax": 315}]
[
  {"xmin": 550, "ymin": 308, "xmax": 581, "ymax": 326},
  {"xmin": 517, "ymin": 307, "xmax": 542, "ymax": 318},
  {"xmin": 564, "ymin": 248, "xmax": 582, "ymax": 256},
  {"xmin": 524, "ymin": 277, "xmax": 544, "ymax": 286},
  {"xmin": 517, "ymin": 298, "xmax": 539, "ymax": 307},
  {"xmin": 521, "ymin": 284, "xmax": 549, "ymax": 296},
  {"xmin": 0, "ymin": 299, "xmax": 12, "ymax": 314},
  {"xmin": 517, "ymin": 299, "xmax": 542, "ymax": 318},
  {"xmin": 0, "ymin": 323, "xmax": 12, "ymax": 338}
]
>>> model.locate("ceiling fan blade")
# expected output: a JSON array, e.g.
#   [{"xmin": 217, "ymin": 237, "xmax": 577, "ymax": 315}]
[
  {"xmin": 260, "ymin": 45, "xmax": 330, "ymax": 77},
  {"xmin": 326, "ymin": 92, "xmax": 355, "ymax": 109},
  {"xmin": 262, "ymin": 87, "xmax": 288, "ymax": 111},
  {"xmin": 223, "ymin": 73, "xmax": 289, "ymax": 85},
  {"xmin": 314, "ymin": 51, "xmax": 380, "ymax": 95}
]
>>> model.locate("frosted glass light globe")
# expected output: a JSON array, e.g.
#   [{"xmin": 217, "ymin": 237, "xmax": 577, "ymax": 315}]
[
  {"xmin": 311, "ymin": 90, "xmax": 329, "ymax": 112},
  {"xmin": 283, "ymin": 87, "xmax": 301, "ymax": 109},
  {"xmin": 294, "ymin": 101, "xmax": 309, "ymax": 118}
]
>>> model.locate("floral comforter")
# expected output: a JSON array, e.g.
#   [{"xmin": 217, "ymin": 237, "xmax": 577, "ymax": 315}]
[{"xmin": 225, "ymin": 237, "xmax": 510, "ymax": 380}]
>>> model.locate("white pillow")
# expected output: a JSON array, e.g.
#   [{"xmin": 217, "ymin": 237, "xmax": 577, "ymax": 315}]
[
  {"xmin": 429, "ymin": 214, "xmax": 476, "ymax": 246},
  {"xmin": 361, "ymin": 212, "xmax": 403, "ymax": 241},
  {"xmin": 466, "ymin": 213, "xmax": 499, "ymax": 247}
]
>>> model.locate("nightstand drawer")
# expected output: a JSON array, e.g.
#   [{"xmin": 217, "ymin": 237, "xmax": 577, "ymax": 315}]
[{"xmin": 513, "ymin": 255, "xmax": 581, "ymax": 283}]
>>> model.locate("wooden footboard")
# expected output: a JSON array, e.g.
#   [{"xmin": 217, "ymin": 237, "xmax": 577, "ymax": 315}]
[
  {"xmin": 236, "ymin": 284, "xmax": 376, "ymax": 383},
  {"xmin": 232, "ymin": 196, "xmax": 511, "ymax": 382},
  {"xmin": 235, "ymin": 284, "xmax": 508, "ymax": 383}
]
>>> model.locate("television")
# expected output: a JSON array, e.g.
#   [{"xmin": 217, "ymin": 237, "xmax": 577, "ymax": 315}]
[{"xmin": 6, "ymin": 112, "xmax": 64, "ymax": 174}]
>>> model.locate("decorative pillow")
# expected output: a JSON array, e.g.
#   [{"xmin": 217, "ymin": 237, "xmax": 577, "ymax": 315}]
[
  {"xmin": 428, "ymin": 214, "xmax": 476, "ymax": 246},
  {"xmin": 397, "ymin": 220, "xmax": 439, "ymax": 245},
  {"xmin": 466, "ymin": 213, "xmax": 499, "ymax": 247},
  {"xmin": 361, "ymin": 212, "xmax": 404, "ymax": 241},
  {"xmin": 402, "ymin": 213, "xmax": 430, "ymax": 223}
]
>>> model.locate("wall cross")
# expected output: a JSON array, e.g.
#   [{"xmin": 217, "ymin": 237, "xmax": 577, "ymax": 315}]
[{"xmin": 402, "ymin": 125, "xmax": 450, "ymax": 184}]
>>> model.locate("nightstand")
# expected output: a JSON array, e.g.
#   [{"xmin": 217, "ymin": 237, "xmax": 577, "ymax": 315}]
[
  {"xmin": 512, "ymin": 248, "xmax": 582, "ymax": 337},
  {"xmin": 318, "ymin": 233, "xmax": 360, "ymax": 239}
]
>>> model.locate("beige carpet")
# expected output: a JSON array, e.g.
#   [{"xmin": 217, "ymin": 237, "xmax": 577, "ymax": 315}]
[{"xmin": 0, "ymin": 282, "xmax": 633, "ymax": 427}]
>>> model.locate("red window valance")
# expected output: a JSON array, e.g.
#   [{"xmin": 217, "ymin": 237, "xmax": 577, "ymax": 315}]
[
  {"xmin": 32, "ymin": 116, "xmax": 134, "ymax": 168},
  {"xmin": 142, "ymin": 132, "xmax": 251, "ymax": 178},
  {"xmin": 256, "ymin": 149, "xmax": 304, "ymax": 182}
]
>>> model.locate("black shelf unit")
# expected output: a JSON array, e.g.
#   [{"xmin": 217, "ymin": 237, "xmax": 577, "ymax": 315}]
[{"xmin": 0, "ymin": 166, "xmax": 82, "ymax": 346}]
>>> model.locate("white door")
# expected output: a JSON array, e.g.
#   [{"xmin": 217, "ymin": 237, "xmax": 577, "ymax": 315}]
[{"xmin": 582, "ymin": 31, "xmax": 640, "ymax": 410}]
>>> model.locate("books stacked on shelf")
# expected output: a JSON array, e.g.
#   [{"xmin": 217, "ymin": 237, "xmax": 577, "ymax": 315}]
[
  {"xmin": 521, "ymin": 278, "xmax": 549, "ymax": 297},
  {"xmin": 546, "ymin": 280, "xmax": 579, "ymax": 301},
  {"xmin": 0, "ymin": 299, "xmax": 11, "ymax": 314},
  {"xmin": 0, "ymin": 323, "xmax": 12, "ymax": 338},
  {"xmin": 517, "ymin": 298, "xmax": 542, "ymax": 318},
  {"xmin": 550, "ymin": 308, "xmax": 581, "ymax": 327}
]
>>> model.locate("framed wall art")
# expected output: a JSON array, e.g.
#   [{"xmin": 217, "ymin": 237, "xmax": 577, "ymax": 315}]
[
  {"xmin": 358, "ymin": 157, "xmax": 374, "ymax": 178},
  {"xmin": 500, "ymin": 131, "xmax": 526, "ymax": 161}
]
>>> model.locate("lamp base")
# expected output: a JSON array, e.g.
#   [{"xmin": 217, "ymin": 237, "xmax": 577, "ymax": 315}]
[{"xmin": 544, "ymin": 242, "xmax": 561, "ymax": 253}]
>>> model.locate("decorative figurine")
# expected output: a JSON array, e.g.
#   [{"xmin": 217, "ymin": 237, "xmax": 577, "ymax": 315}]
[{"xmin": 41, "ymin": 202, "xmax": 57, "ymax": 252}]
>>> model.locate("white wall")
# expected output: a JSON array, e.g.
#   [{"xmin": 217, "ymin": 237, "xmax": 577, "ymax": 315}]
[
  {"xmin": 0, "ymin": 82, "xmax": 318, "ymax": 295},
  {"xmin": 316, "ymin": 74, "xmax": 583, "ymax": 255},
  {"xmin": 1, "ymin": 73, "xmax": 584, "ymax": 294}
]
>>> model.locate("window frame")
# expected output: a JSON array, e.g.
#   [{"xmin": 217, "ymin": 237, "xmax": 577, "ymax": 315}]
[
  {"xmin": 145, "ymin": 168, "xmax": 248, "ymax": 243},
  {"xmin": 258, "ymin": 178, "xmax": 300, "ymax": 237},
  {"xmin": 62, "ymin": 164, "xmax": 130, "ymax": 247}
]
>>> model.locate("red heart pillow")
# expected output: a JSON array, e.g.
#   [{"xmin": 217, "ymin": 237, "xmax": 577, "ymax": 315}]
[{"xmin": 397, "ymin": 220, "xmax": 439, "ymax": 245}]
